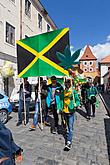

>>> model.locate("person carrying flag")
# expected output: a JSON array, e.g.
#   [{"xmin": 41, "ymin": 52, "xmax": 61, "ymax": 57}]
[{"xmin": 46, "ymin": 76, "xmax": 63, "ymax": 134}]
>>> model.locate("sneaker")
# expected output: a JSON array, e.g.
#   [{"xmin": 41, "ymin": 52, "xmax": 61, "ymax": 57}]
[
  {"xmin": 52, "ymin": 127, "xmax": 57, "ymax": 134},
  {"xmin": 16, "ymin": 122, "xmax": 22, "ymax": 126},
  {"xmin": 29, "ymin": 124, "xmax": 36, "ymax": 131},
  {"xmin": 92, "ymin": 114, "xmax": 95, "ymax": 117},
  {"xmin": 86, "ymin": 116, "xmax": 91, "ymax": 121},
  {"xmin": 64, "ymin": 141, "xmax": 71, "ymax": 151},
  {"xmin": 44, "ymin": 121, "xmax": 51, "ymax": 126}
]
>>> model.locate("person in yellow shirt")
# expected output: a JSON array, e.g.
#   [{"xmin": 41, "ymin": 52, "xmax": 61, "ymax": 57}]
[{"xmin": 63, "ymin": 79, "xmax": 80, "ymax": 151}]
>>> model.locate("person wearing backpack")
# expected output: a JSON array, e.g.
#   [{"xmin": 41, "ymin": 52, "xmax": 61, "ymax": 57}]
[{"xmin": 85, "ymin": 82, "xmax": 98, "ymax": 120}]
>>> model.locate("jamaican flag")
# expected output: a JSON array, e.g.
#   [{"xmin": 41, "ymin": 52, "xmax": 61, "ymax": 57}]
[{"xmin": 17, "ymin": 28, "xmax": 70, "ymax": 78}]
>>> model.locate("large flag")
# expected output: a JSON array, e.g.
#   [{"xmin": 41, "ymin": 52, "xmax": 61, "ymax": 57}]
[{"xmin": 17, "ymin": 28, "xmax": 70, "ymax": 78}]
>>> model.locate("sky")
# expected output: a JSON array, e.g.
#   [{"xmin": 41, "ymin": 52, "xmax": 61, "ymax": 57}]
[{"xmin": 40, "ymin": 0, "xmax": 110, "ymax": 60}]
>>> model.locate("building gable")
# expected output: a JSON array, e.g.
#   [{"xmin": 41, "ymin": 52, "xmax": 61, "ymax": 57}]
[{"xmin": 80, "ymin": 45, "xmax": 97, "ymax": 61}]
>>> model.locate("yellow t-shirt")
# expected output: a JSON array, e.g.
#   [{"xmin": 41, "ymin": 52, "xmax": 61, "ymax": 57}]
[{"xmin": 63, "ymin": 88, "xmax": 73, "ymax": 113}]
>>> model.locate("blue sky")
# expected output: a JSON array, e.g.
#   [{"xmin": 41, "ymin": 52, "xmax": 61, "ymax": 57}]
[{"xmin": 41, "ymin": 0, "xmax": 110, "ymax": 59}]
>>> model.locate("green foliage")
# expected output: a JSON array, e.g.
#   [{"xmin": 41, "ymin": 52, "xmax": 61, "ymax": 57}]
[{"xmin": 56, "ymin": 45, "xmax": 81, "ymax": 70}]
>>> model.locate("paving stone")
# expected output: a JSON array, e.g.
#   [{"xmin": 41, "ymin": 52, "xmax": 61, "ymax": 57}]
[{"xmin": 6, "ymin": 95, "xmax": 110, "ymax": 165}]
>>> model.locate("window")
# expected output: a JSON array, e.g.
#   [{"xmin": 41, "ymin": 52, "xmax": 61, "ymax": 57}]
[
  {"xmin": 6, "ymin": 22, "xmax": 15, "ymax": 46},
  {"xmin": 83, "ymin": 68, "xmax": 88, "ymax": 72},
  {"xmin": 83, "ymin": 61, "xmax": 87, "ymax": 66},
  {"xmin": 89, "ymin": 67, "xmax": 93, "ymax": 72},
  {"xmin": 38, "ymin": 13, "xmax": 42, "ymax": 29},
  {"xmin": 47, "ymin": 24, "xmax": 50, "ymax": 32},
  {"xmin": 89, "ymin": 61, "xmax": 93, "ymax": 66},
  {"xmin": 25, "ymin": 0, "xmax": 31, "ymax": 18}
]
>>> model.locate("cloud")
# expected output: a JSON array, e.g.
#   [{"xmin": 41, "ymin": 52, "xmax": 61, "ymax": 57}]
[
  {"xmin": 106, "ymin": 35, "xmax": 110, "ymax": 42},
  {"xmin": 71, "ymin": 35, "xmax": 110, "ymax": 61},
  {"xmin": 70, "ymin": 45, "xmax": 74, "ymax": 54},
  {"xmin": 91, "ymin": 43, "xmax": 110, "ymax": 60},
  {"xmin": 79, "ymin": 41, "xmax": 110, "ymax": 61}
]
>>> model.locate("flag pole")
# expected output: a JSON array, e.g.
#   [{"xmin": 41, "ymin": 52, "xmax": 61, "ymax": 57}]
[
  {"xmin": 38, "ymin": 77, "xmax": 43, "ymax": 130},
  {"xmin": 23, "ymin": 78, "xmax": 27, "ymax": 125}
]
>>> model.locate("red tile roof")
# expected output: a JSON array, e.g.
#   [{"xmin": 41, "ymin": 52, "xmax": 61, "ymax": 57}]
[
  {"xmin": 100, "ymin": 55, "xmax": 110, "ymax": 64},
  {"xmin": 80, "ymin": 45, "xmax": 97, "ymax": 61}
]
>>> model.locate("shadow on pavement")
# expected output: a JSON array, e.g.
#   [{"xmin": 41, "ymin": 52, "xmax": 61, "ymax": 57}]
[
  {"xmin": 76, "ymin": 107, "xmax": 87, "ymax": 119},
  {"xmin": 104, "ymin": 118, "xmax": 110, "ymax": 163},
  {"xmin": 100, "ymin": 93, "xmax": 110, "ymax": 116}
]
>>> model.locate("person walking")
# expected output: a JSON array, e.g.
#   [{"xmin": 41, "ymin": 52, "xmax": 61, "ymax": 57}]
[
  {"xmin": 16, "ymin": 78, "xmax": 32, "ymax": 126},
  {"xmin": 46, "ymin": 76, "xmax": 63, "ymax": 134},
  {"xmin": 29, "ymin": 78, "xmax": 49, "ymax": 131},
  {"xmin": 85, "ymin": 82, "xmax": 98, "ymax": 120},
  {"xmin": 62, "ymin": 79, "xmax": 80, "ymax": 151}
]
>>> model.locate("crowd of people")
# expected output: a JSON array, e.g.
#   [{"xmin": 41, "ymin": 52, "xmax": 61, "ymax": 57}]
[
  {"xmin": 15, "ymin": 76, "xmax": 98, "ymax": 151},
  {"xmin": 0, "ymin": 75, "xmax": 99, "ymax": 164}
]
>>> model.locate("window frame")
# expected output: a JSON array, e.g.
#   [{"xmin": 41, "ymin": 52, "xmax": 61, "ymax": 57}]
[
  {"xmin": 25, "ymin": 0, "xmax": 31, "ymax": 18},
  {"xmin": 89, "ymin": 61, "xmax": 93, "ymax": 66},
  {"xmin": 89, "ymin": 67, "xmax": 93, "ymax": 72},
  {"xmin": 38, "ymin": 13, "xmax": 42, "ymax": 30},
  {"xmin": 47, "ymin": 24, "xmax": 50, "ymax": 32},
  {"xmin": 83, "ymin": 67, "xmax": 88, "ymax": 72},
  {"xmin": 5, "ymin": 22, "xmax": 15, "ymax": 46},
  {"xmin": 83, "ymin": 61, "xmax": 87, "ymax": 66}
]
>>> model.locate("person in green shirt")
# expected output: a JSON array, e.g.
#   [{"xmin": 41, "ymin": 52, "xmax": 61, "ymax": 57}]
[{"xmin": 85, "ymin": 82, "xmax": 98, "ymax": 120}]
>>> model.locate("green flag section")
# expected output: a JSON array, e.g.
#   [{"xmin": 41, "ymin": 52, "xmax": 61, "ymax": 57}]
[
  {"xmin": 22, "ymin": 59, "xmax": 66, "ymax": 77},
  {"xmin": 17, "ymin": 28, "xmax": 70, "ymax": 78}
]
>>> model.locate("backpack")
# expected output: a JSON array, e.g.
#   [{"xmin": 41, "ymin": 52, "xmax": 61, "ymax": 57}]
[{"xmin": 90, "ymin": 95, "xmax": 96, "ymax": 104}]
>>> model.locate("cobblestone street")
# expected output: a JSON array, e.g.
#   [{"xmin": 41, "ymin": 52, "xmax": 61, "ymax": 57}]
[{"xmin": 6, "ymin": 95, "xmax": 110, "ymax": 165}]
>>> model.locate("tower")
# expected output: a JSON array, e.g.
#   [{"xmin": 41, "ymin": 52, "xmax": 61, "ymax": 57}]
[{"xmin": 80, "ymin": 45, "xmax": 98, "ymax": 82}]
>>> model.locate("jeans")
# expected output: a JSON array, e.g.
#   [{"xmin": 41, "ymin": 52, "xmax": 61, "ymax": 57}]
[
  {"xmin": 33, "ymin": 100, "xmax": 39, "ymax": 126},
  {"xmin": 18, "ymin": 99, "xmax": 30, "ymax": 123},
  {"xmin": 63, "ymin": 113, "xmax": 74, "ymax": 143},
  {"xmin": 33, "ymin": 99, "xmax": 48, "ymax": 126}
]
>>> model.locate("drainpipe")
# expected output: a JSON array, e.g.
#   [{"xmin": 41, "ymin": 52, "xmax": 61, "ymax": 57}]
[{"xmin": 20, "ymin": 0, "xmax": 22, "ymax": 39}]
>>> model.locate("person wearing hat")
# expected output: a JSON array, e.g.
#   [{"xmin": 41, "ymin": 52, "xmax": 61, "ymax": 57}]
[
  {"xmin": 46, "ymin": 76, "xmax": 63, "ymax": 134},
  {"xmin": 62, "ymin": 79, "xmax": 80, "ymax": 151}
]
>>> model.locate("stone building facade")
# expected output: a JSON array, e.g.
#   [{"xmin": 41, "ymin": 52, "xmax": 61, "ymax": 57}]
[
  {"xmin": 99, "ymin": 55, "xmax": 110, "ymax": 85},
  {"xmin": 0, "ymin": 0, "xmax": 57, "ymax": 96}
]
